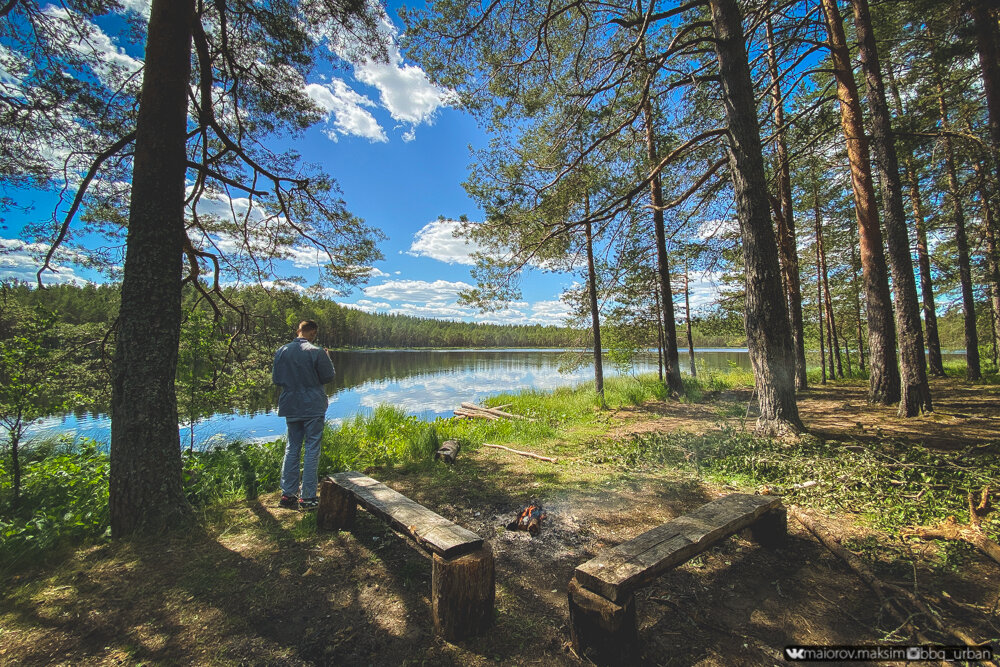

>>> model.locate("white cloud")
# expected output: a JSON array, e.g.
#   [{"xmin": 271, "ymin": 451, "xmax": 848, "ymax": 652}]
[
  {"xmin": 696, "ymin": 218, "xmax": 740, "ymax": 241},
  {"xmin": 0, "ymin": 238, "xmax": 92, "ymax": 285},
  {"xmin": 407, "ymin": 219, "xmax": 486, "ymax": 265},
  {"xmin": 305, "ymin": 80, "xmax": 387, "ymax": 143},
  {"xmin": 684, "ymin": 270, "xmax": 723, "ymax": 314},
  {"xmin": 352, "ymin": 37, "xmax": 457, "ymax": 129},
  {"xmin": 121, "ymin": 0, "xmax": 151, "ymax": 17},
  {"xmin": 362, "ymin": 278, "xmax": 472, "ymax": 303},
  {"xmin": 44, "ymin": 7, "xmax": 143, "ymax": 88},
  {"xmin": 320, "ymin": 10, "xmax": 455, "ymax": 141},
  {"xmin": 345, "ymin": 278, "xmax": 572, "ymax": 325}
]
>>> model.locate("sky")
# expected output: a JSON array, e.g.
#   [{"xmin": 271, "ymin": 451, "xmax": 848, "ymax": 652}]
[{"xmin": 0, "ymin": 1, "xmax": 721, "ymax": 326}]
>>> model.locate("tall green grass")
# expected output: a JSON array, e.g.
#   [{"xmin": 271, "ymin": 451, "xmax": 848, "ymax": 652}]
[{"xmin": 321, "ymin": 404, "xmax": 440, "ymax": 471}]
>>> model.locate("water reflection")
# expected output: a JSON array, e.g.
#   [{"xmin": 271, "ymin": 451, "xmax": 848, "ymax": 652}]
[{"xmin": 28, "ymin": 348, "xmax": 746, "ymax": 447}]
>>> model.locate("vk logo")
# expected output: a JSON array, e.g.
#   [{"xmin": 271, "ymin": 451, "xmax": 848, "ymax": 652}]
[{"xmin": 785, "ymin": 647, "xmax": 808, "ymax": 660}]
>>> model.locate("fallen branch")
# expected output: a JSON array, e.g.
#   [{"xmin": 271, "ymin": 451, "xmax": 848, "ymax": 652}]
[
  {"xmin": 791, "ymin": 508, "xmax": 990, "ymax": 655},
  {"xmin": 454, "ymin": 408, "xmax": 498, "ymax": 421},
  {"xmin": 460, "ymin": 402, "xmax": 535, "ymax": 421},
  {"xmin": 902, "ymin": 487, "xmax": 1000, "ymax": 566},
  {"xmin": 482, "ymin": 443, "xmax": 557, "ymax": 463}
]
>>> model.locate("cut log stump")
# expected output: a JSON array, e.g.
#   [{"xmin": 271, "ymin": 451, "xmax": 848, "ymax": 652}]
[
  {"xmin": 317, "ymin": 476, "xmax": 356, "ymax": 531},
  {"xmin": 434, "ymin": 440, "xmax": 461, "ymax": 464},
  {"xmin": 432, "ymin": 543, "xmax": 495, "ymax": 641},
  {"xmin": 568, "ymin": 577, "xmax": 638, "ymax": 665}
]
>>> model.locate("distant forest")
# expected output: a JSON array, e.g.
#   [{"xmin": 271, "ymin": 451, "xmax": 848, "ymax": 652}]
[
  {"xmin": 5, "ymin": 281, "xmax": 582, "ymax": 349},
  {"xmin": 5, "ymin": 281, "xmax": 977, "ymax": 353}
]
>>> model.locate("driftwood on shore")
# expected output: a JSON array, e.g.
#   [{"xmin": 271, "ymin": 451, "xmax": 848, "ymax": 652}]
[
  {"xmin": 453, "ymin": 402, "xmax": 535, "ymax": 422},
  {"xmin": 482, "ymin": 443, "xmax": 557, "ymax": 463}
]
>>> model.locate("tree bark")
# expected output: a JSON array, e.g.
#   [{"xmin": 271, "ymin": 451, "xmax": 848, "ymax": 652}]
[
  {"xmin": 971, "ymin": 0, "xmax": 1000, "ymax": 192},
  {"xmin": 982, "ymin": 187, "xmax": 1000, "ymax": 369},
  {"xmin": 937, "ymin": 81, "xmax": 981, "ymax": 380},
  {"xmin": 684, "ymin": 255, "xmax": 697, "ymax": 378},
  {"xmin": 821, "ymin": 0, "xmax": 900, "ymax": 404},
  {"xmin": 431, "ymin": 544, "xmax": 495, "ymax": 640},
  {"xmin": 710, "ymin": 0, "xmax": 802, "ymax": 434},
  {"xmin": 972, "ymin": 161, "xmax": 1000, "ymax": 369},
  {"xmin": 851, "ymin": 0, "xmax": 930, "ymax": 415},
  {"xmin": 642, "ymin": 98, "xmax": 684, "ymax": 396},
  {"xmin": 813, "ymin": 179, "xmax": 842, "ymax": 378},
  {"xmin": 885, "ymin": 62, "xmax": 945, "ymax": 377},
  {"xmin": 584, "ymin": 207, "xmax": 605, "ymax": 403},
  {"xmin": 11, "ymin": 429, "xmax": 20, "ymax": 510},
  {"xmin": 816, "ymin": 224, "xmax": 827, "ymax": 384},
  {"xmin": 653, "ymin": 280, "xmax": 664, "ymax": 382},
  {"xmin": 765, "ymin": 16, "xmax": 807, "ymax": 391},
  {"xmin": 849, "ymin": 225, "xmax": 866, "ymax": 373},
  {"xmin": 110, "ymin": 0, "xmax": 195, "ymax": 536}
]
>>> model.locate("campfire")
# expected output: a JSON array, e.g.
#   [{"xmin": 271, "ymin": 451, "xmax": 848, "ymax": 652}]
[{"xmin": 506, "ymin": 503, "xmax": 546, "ymax": 536}]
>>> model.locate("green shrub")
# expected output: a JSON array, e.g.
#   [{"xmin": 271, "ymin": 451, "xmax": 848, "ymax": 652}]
[{"xmin": 1, "ymin": 437, "xmax": 109, "ymax": 571}]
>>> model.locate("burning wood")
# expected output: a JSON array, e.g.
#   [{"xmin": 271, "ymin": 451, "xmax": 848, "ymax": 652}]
[{"xmin": 506, "ymin": 503, "xmax": 547, "ymax": 536}]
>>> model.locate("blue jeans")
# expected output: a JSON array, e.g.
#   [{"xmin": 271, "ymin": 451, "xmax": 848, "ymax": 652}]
[{"xmin": 280, "ymin": 416, "xmax": 325, "ymax": 499}]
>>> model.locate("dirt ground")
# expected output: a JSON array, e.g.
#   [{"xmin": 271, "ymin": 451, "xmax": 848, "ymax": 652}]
[{"xmin": 1, "ymin": 378, "xmax": 998, "ymax": 666}]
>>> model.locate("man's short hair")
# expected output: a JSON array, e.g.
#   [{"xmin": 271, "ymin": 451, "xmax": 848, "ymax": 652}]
[{"xmin": 297, "ymin": 320, "xmax": 318, "ymax": 334}]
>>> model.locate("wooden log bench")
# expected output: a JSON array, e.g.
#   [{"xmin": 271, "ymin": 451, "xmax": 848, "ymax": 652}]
[
  {"xmin": 568, "ymin": 493, "xmax": 786, "ymax": 664},
  {"xmin": 317, "ymin": 471, "xmax": 494, "ymax": 641}
]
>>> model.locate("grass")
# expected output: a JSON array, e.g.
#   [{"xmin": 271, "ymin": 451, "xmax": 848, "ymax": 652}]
[
  {"xmin": 4, "ymin": 362, "xmax": 997, "ymax": 574},
  {"xmin": 594, "ymin": 426, "xmax": 1000, "ymax": 544}
]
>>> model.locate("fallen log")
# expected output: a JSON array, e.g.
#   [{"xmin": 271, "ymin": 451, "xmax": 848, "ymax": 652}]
[
  {"xmin": 453, "ymin": 408, "xmax": 498, "ymax": 421},
  {"xmin": 902, "ymin": 487, "xmax": 1000, "ymax": 566},
  {"xmin": 792, "ymin": 507, "xmax": 990, "ymax": 655},
  {"xmin": 482, "ymin": 443, "xmax": 557, "ymax": 463},
  {"xmin": 434, "ymin": 440, "xmax": 461, "ymax": 464},
  {"xmin": 459, "ymin": 402, "xmax": 535, "ymax": 421}
]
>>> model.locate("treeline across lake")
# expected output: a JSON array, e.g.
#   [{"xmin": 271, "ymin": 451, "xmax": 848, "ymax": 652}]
[{"xmin": 4, "ymin": 281, "xmax": 581, "ymax": 349}]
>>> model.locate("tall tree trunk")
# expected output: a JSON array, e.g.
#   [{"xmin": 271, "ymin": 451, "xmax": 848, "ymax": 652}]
[
  {"xmin": 849, "ymin": 224, "xmax": 866, "ymax": 373},
  {"xmin": 908, "ymin": 160, "xmax": 945, "ymax": 376},
  {"xmin": 765, "ymin": 16, "xmax": 807, "ymax": 390},
  {"xmin": 821, "ymin": 0, "xmax": 900, "ymax": 404},
  {"xmin": 653, "ymin": 280, "xmax": 664, "ymax": 382},
  {"xmin": 11, "ymin": 429, "xmax": 20, "ymax": 510},
  {"xmin": 972, "ymin": 160, "xmax": 1000, "ymax": 369},
  {"xmin": 813, "ymin": 176, "xmax": 841, "ymax": 378},
  {"xmin": 684, "ymin": 256, "xmax": 697, "ymax": 378},
  {"xmin": 843, "ymin": 331, "xmax": 852, "ymax": 375},
  {"xmin": 818, "ymin": 213, "xmax": 842, "ymax": 378},
  {"xmin": 584, "ymin": 202, "xmax": 604, "ymax": 403},
  {"xmin": 642, "ymin": 99, "xmax": 684, "ymax": 396},
  {"xmin": 816, "ymin": 206, "xmax": 827, "ymax": 384},
  {"xmin": 110, "ymin": 0, "xmax": 195, "ymax": 537},
  {"xmin": 851, "ymin": 0, "xmax": 930, "ymax": 415},
  {"xmin": 710, "ymin": 0, "xmax": 802, "ymax": 434},
  {"xmin": 937, "ymin": 81, "xmax": 981, "ymax": 380},
  {"xmin": 885, "ymin": 62, "xmax": 945, "ymax": 377},
  {"xmin": 971, "ymin": 0, "xmax": 1000, "ymax": 192}
]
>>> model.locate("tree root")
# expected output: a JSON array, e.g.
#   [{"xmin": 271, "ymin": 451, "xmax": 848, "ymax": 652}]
[
  {"xmin": 901, "ymin": 487, "xmax": 1000, "ymax": 566},
  {"xmin": 790, "ymin": 507, "xmax": 993, "ymax": 662}
]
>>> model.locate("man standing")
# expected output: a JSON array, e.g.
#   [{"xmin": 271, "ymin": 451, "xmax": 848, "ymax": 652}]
[{"xmin": 272, "ymin": 320, "xmax": 336, "ymax": 510}]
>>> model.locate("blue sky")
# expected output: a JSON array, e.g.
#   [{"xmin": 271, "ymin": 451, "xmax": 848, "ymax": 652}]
[
  {"xmin": 0, "ymin": 1, "xmax": 585, "ymax": 325},
  {"xmin": 1, "ymin": 1, "xmax": 722, "ymax": 324}
]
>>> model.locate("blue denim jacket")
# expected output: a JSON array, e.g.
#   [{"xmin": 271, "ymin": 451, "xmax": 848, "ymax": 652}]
[{"xmin": 272, "ymin": 338, "xmax": 336, "ymax": 418}]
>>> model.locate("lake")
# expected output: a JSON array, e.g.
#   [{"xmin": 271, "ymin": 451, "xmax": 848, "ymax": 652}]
[{"xmin": 31, "ymin": 347, "xmax": 958, "ymax": 448}]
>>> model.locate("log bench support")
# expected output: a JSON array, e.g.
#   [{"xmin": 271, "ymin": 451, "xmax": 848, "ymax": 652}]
[
  {"xmin": 568, "ymin": 494, "xmax": 785, "ymax": 665},
  {"xmin": 318, "ymin": 471, "xmax": 494, "ymax": 641}
]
